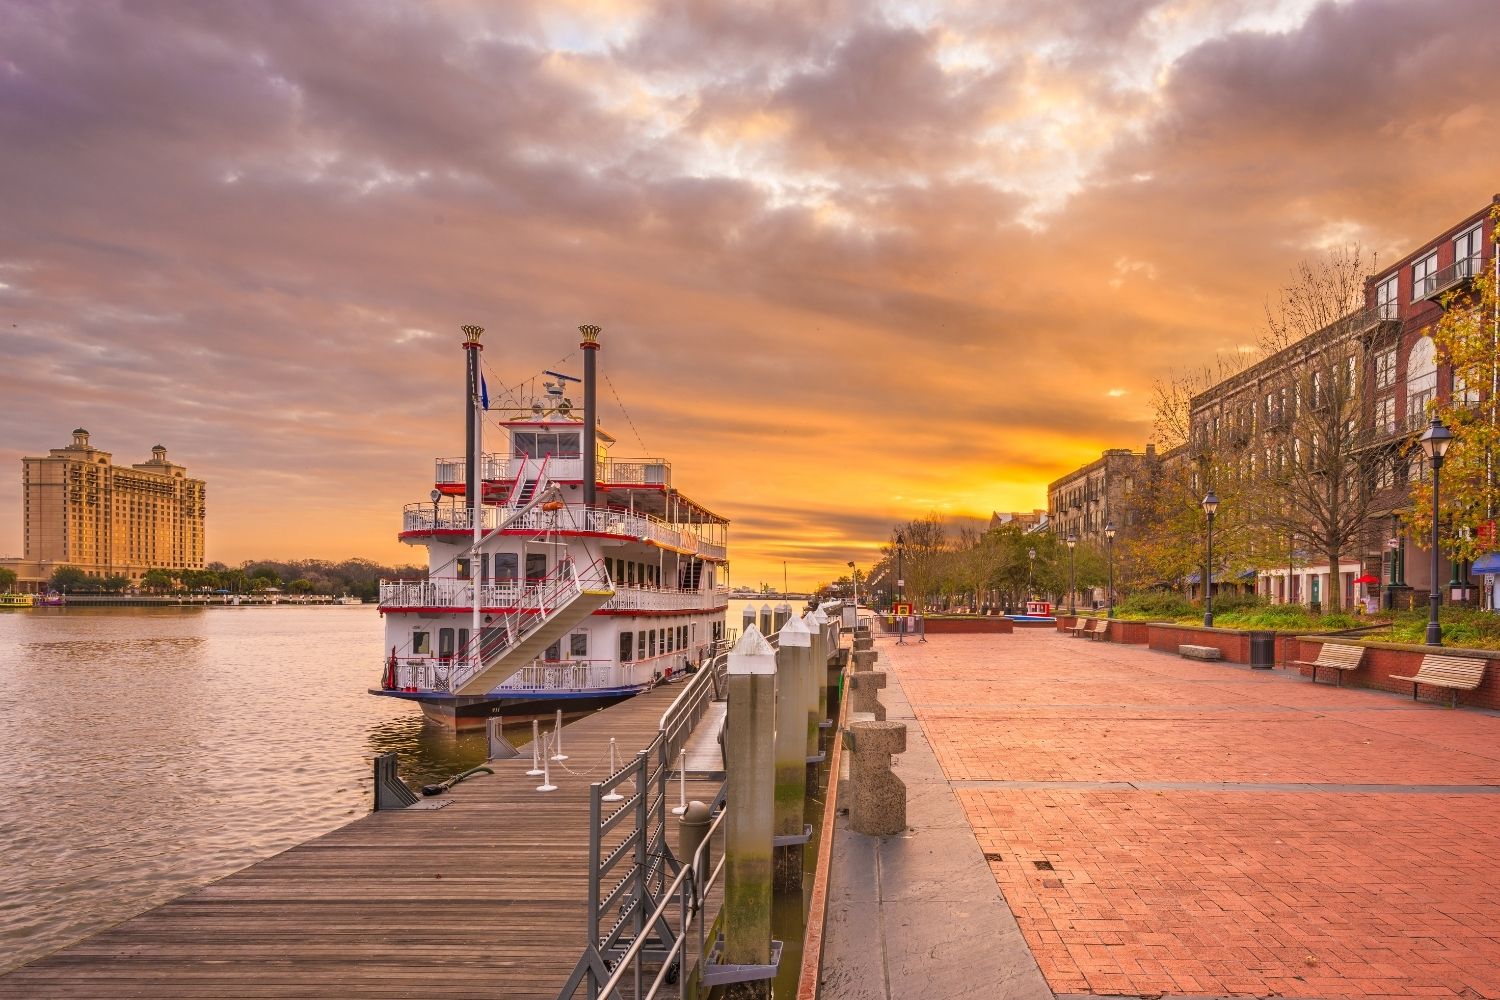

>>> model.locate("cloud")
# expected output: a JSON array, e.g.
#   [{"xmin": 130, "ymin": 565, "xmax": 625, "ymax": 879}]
[{"xmin": 0, "ymin": 0, "xmax": 1496, "ymax": 586}]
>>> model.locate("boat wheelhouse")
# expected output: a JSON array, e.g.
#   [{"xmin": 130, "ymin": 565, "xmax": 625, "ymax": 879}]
[{"xmin": 370, "ymin": 325, "xmax": 729, "ymax": 729}]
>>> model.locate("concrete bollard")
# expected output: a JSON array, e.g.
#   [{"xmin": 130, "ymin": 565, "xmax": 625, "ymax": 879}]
[
  {"xmin": 850, "ymin": 670, "xmax": 887, "ymax": 721},
  {"xmin": 741, "ymin": 604, "xmax": 756, "ymax": 637},
  {"xmin": 852, "ymin": 648, "xmax": 877, "ymax": 671},
  {"xmin": 773, "ymin": 615, "xmax": 811, "ymax": 890},
  {"xmin": 724, "ymin": 625, "xmax": 776, "ymax": 992},
  {"xmin": 759, "ymin": 602, "xmax": 774, "ymax": 636},
  {"xmin": 847, "ymin": 721, "xmax": 907, "ymax": 837},
  {"xmin": 853, "ymin": 634, "xmax": 873, "ymax": 652},
  {"xmin": 774, "ymin": 602, "xmax": 792, "ymax": 632},
  {"xmin": 799, "ymin": 612, "xmax": 821, "ymax": 772}
]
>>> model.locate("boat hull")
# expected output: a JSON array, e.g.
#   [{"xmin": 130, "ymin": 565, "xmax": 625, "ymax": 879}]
[{"xmin": 370, "ymin": 686, "xmax": 645, "ymax": 731}]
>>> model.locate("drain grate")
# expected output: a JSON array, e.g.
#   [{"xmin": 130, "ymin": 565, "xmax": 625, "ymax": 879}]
[
  {"xmin": 1032, "ymin": 860, "xmax": 1055, "ymax": 871},
  {"xmin": 983, "ymin": 852, "xmax": 1004, "ymax": 862}
]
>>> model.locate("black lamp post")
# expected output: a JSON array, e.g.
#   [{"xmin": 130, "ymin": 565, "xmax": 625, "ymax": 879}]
[
  {"xmin": 1419, "ymin": 418, "xmax": 1454, "ymax": 646},
  {"xmin": 1104, "ymin": 522, "xmax": 1116, "ymax": 618},
  {"xmin": 1202, "ymin": 491, "xmax": 1219, "ymax": 627},
  {"xmin": 1027, "ymin": 547, "xmax": 1036, "ymax": 596},
  {"xmin": 895, "ymin": 530, "xmax": 906, "ymax": 645},
  {"xmin": 1066, "ymin": 534, "xmax": 1077, "ymax": 616}
]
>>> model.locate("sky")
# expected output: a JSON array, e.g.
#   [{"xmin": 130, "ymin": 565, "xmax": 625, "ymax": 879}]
[{"xmin": 2, "ymin": 0, "xmax": 1500, "ymax": 590}]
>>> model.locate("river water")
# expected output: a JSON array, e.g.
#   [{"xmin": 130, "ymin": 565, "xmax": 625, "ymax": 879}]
[{"xmin": 0, "ymin": 605, "xmax": 496, "ymax": 973}]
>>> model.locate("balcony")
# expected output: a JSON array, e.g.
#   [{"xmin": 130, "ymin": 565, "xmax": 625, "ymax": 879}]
[
  {"xmin": 379, "ymin": 578, "xmax": 725, "ymax": 614},
  {"xmin": 398, "ymin": 502, "xmax": 728, "ymax": 560},
  {"xmin": 433, "ymin": 454, "xmax": 670, "ymax": 488},
  {"xmin": 1416, "ymin": 255, "xmax": 1482, "ymax": 303},
  {"xmin": 1349, "ymin": 302, "xmax": 1402, "ymax": 339}
]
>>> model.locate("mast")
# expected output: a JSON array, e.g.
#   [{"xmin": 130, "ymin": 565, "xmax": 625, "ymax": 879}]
[{"xmin": 580, "ymin": 325, "xmax": 600, "ymax": 509}]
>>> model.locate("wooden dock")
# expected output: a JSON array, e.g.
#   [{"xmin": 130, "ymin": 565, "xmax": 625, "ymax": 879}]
[{"xmin": 0, "ymin": 681, "xmax": 724, "ymax": 1000}]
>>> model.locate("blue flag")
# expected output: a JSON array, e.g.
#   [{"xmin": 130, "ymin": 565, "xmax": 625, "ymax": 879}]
[{"xmin": 480, "ymin": 374, "xmax": 489, "ymax": 410}]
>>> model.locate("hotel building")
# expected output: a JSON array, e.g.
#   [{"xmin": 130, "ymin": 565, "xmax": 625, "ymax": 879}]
[{"xmin": 1, "ymin": 429, "xmax": 206, "ymax": 592}]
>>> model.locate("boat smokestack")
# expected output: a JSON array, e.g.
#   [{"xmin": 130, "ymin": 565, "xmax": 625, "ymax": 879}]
[
  {"xmin": 580, "ymin": 325, "xmax": 600, "ymax": 508},
  {"xmin": 462, "ymin": 325, "xmax": 484, "ymax": 516}
]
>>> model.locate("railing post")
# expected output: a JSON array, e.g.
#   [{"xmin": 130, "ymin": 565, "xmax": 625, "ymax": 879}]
[
  {"xmin": 723, "ymin": 626, "xmax": 777, "ymax": 998},
  {"xmin": 773, "ymin": 615, "xmax": 811, "ymax": 890}
]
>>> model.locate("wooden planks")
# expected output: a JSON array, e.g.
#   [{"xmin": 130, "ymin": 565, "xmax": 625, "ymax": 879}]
[{"xmin": 0, "ymin": 681, "xmax": 720, "ymax": 1000}]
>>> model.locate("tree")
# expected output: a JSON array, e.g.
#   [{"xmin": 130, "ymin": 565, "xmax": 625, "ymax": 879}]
[
  {"xmin": 50, "ymin": 566, "xmax": 90, "ymax": 592},
  {"xmin": 99, "ymin": 574, "xmax": 130, "ymax": 593},
  {"xmin": 141, "ymin": 568, "xmax": 177, "ymax": 593},
  {"xmin": 1244, "ymin": 248, "xmax": 1380, "ymax": 612},
  {"xmin": 1407, "ymin": 206, "xmax": 1500, "ymax": 564},
  {"xmin": 885, "ymin": 515, "xmax": 947, "ymax": 610},
  {"xmin": 0, "ymin": 567, "xmax": 16, "ymax": 591}
]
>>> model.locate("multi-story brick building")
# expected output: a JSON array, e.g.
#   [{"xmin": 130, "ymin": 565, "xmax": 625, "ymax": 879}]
[
  {"xmin": 1, "ymin": 429, "xmax": 207, "ymax": 592},
  {"xmin": 1047, "ymin": 446, "xmax": 1158, "ymax": 548}
]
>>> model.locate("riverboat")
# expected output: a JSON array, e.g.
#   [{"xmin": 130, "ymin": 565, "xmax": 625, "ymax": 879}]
[
  {"xmin": 370, "ymin": 325, "xmax": 730, "ymax": 729},
  {"xmin": 334, "ymin": 595, "xmax": 362, "ymax": 606},
  {"xmin": 0, "ymin": 593, "xmax": 36, "ymax": 609}
]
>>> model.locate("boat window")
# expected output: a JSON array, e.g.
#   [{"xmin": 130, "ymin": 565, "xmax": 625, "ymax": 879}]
[
  {"xmin": 526, "ymin": 553, "xmax": 548, "ymax": 582},
  {"xmin": 512, "ymin": 431, "xmax": 582, "ymax": 458},
  {"xmin": 512, "ymin": 432, "xmax": 537, "ymax": 457},
  {"xmin": 479, "ymin": 554, "xmax": 490, "ymax": 581},
  {"xmin": 438, "ymin": 628, "xmax": 455, "ymax": 658},
  {"xmin": 493, "ymin": 553, "xmax": 518, "ymax": 582},
  {"xmin": 638, "ymin": 630, "xmax": 647, "ymax": 658},
  {"xmin": 620, "ymin": 631, "xmax": 633, "ymax": 662},
  {"xmin": 458, "ymin": 628, "xmax": 469, "ymax": 657},
  {"xmin": 570, "ymin": 632, "xmax": 588, "ymax": 657},
  {"xmin": 412, "ymin": 631, "xmax": 430, "ymax": 655},
  {"xmin": 545, "ymin": 641, "xmax": 561, "ymax": 662},
  {"xmin": 649, "ymin": 631, "xmax": 657, "ymax": 657},
  {"xmin": 456, "ymin": 557, "xmax": 471, "ymax": 581},
  {"xmin": 555, "ymin": 432, "xmax": 580, "ymax": 457}
]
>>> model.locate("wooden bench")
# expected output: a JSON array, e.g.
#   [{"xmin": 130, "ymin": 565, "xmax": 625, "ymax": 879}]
[
  {"xmin": 1068, "ymin": 619, "xmax": 1093, "ymax": 638},
  {"xmin": 1288, "ymin": 643, "xmax": 1364, "ymax": 686},
  {"xmin": 1087, "ymin": 619, "xmax": 1111, "ymax": 641},
  {"xmin": 1178, "ymin": 644, "xmax": 1221, "ymax": 661},
  {"xmin": 1390, "ymin": 654, "xmax": 1486, "ymax": 708}
]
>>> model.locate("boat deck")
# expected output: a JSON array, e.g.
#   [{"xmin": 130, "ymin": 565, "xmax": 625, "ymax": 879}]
[{"xmin": 0, "ymin": 679, "xmax": 722, "ymax": 999}]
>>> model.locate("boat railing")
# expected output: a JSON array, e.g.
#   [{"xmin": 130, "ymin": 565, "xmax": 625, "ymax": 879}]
[
  {"xmin": 602, "ymin": 586, "xmax": 727, "ymax": 613},
  {"xmin": 497, "ymin": 659, "xmax": 619, "ymax": 692},
  {"xmin": 433, "ymin": 454, "xmax": 670, "ymax": 488},
  {"xmin": 399, "ymin": 502, "xmax": 723, "ymax": 559}
]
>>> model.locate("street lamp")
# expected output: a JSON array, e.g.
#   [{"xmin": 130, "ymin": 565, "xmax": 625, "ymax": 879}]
[
  {"xmin": 1027, "ymin": 547, "xmax": 1036, "ymax": 596},
  {"xmin": 1419, "ymin": 417, "xmax": 1454, "ymax": 646},
  {"xmin": 1066, "ymin": 534, "xmax": 1077, "ymax": 616},
  {"xmin": 847, "ymin": 560, "xmax": 859, "ymax": 608},
  {"xmin": 1104, "ymin": 522, "xmax": 1117, "ymax": 618},
  {"xmin": 895, "ymin": 530, "xmax": 907, "ymax": 644},
  {"xmin": 1202, "ymin": 491, "xmax": 1219, "ymax": 627}
]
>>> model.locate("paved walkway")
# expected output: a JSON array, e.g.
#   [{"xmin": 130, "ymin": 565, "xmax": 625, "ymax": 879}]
[{"xmin": 881, "ymin": 631, "xmax": 1500, "ymax": 1000}]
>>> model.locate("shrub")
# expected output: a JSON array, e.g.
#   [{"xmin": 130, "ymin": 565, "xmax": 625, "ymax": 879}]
[
  {"xmin": 1209, "ymin": 591, "xmax": 1262, "ymax": 614},
  {"xmin": 1115, "ymin": 590, "xmax": 1195, "ymax": 621}
]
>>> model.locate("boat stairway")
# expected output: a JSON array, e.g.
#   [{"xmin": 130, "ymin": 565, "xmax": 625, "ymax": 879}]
[{"xmin": 452, "ymin": 583, "xmax": 615, "ymax": 695}]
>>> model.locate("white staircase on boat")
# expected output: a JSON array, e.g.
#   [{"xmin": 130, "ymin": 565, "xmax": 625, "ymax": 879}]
[{"xmin": 451, "ymin": 570, "xmax": 614, "ymax": 695}]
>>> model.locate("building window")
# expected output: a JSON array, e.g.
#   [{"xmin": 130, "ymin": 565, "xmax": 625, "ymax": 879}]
[
  {"xmin": 1455, "ymin": 225, "xmax": 1484, "ymax": 278},
  {"xmin": 1413, "ymin": 252, "xmax": 1438, "ymax": 299},
  {"xmin": 1374, "ymin": 349, "xmax": 1396, "ymax": 389},
  {"xmin": 1376, "ymin": 396, "xmax": 1396, "ymax": 435},
  {"xmin": 1375, "ymin": 459, "xmax": 1395, "ymax": 491},
  {"xmin": 1376, "ymin": 274, "xmax": 1399, "ymax": 320}
]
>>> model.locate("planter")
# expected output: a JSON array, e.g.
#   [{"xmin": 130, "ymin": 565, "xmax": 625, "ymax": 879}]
[
  {"xmin": 1107, "ymin": 620, "xmax": 1151, "ymax": 645},
  {"xmin": 1144, "ymin": 623, "xmax": 1312, "ymax": 664},
  {"xmin": 1291, "ymin": 637, "xmax": 1500, "ymax": 710}
]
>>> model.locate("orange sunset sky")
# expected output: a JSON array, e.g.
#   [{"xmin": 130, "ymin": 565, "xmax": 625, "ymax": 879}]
[{"xmin": 3, "ymin": 0, "xmax": 1499, "ymax": 589}]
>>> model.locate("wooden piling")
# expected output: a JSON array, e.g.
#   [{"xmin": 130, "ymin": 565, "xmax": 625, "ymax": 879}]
[
  {"xmin": 774, "ymin": 614, "xmax": 811, "ymax": 890},
  {"xmin": 724, "ymin": 625, "xmax": 777, "ymax": 999}
]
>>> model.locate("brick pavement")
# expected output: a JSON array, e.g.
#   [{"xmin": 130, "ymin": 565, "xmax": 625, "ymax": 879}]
[{"xmin": 884, "ymin": 632, "xmax": 1500, "ymax": 999}]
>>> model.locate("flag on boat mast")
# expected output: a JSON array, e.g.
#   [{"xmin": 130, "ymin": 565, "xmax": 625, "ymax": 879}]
[{"xmin": 480, "ymin": 374, "xmax": 489, "ymax": 410}]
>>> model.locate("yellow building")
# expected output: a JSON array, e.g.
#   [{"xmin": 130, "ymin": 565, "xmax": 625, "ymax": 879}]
[{"xmin": 1, "ymin": 429, "xmax": 206, "ymax": 592}]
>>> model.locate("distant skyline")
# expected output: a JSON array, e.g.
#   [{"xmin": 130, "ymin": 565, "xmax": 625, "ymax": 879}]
[{"xmin": 3, "ymin": 0, "xmax": 1499, "ymax": 586}]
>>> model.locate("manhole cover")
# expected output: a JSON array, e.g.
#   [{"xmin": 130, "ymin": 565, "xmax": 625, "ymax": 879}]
[
  {"xmin": 983, "ymin": 852, "xmax": 1004, "ymax": 862},
  {"xmin": 1032, "ymin": 860, "xmax": 1055, "ymax": 871}
]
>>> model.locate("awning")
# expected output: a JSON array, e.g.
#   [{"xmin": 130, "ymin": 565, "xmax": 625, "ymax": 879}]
[{"xmin": 1472, "ymin": 552, "xmax": 1500, "ymax": 574}]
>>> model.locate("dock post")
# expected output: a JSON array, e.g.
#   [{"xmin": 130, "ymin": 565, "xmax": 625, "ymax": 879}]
[
  {"xmin": 723, "ymin": 625, "xmax": 777, "ymax": 997},
  {"xmin": 773, "ymin": 614, "xmax": 811, "ymax": 890},
  {"xmin": 741, "ymin": 604, "xmax": 756, "ymax": 637},
  {"xmin": 759, "ymin": 602, "xmax": 774, "ymax": 636},
  {"xmin": 807, "ymin": 606, "xmax": 831, "ymax": 739},
  {"xmin": 773, "ymin": 601, "xmax": 791, "ymax": 631}
]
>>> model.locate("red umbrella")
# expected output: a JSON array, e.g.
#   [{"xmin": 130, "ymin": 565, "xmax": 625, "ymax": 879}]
[{"xmin": 1353, "ymin": 574, "xmax": 1380, "ymax": 584}]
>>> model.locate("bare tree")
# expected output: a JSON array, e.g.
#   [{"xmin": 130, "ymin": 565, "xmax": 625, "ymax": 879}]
[{"xmin": 1244, "ymin": 249, "xmax": 1376, "ymax": 612}]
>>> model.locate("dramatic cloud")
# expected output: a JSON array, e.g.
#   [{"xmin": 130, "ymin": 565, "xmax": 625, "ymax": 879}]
[{"xmin": 1, "ymin": 0, "xmax": 1497, "ymax": 586}]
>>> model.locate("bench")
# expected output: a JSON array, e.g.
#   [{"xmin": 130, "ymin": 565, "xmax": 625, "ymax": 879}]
[
  {"xmin": 1179, "ymin": 644, "xmax": 1222, "ymax": 661},
  {"xmin": 1391, "ymin": 654, "xmax": 1486, "ymax": 708},
  {"xmin": 1087, "ymin": 619, "xmax": 1111, "ymax": 641},
  {"xmin": 1289, "ymin": 643, "xmax": 1364, "ymax": 686},
  {"xmin": 1068, "ymin": 619, "xmax": 1093, "ymax": 638}
]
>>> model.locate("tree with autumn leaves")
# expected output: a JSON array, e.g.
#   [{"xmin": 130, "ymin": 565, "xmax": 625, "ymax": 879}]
[{"xmin": 1405, "ymin": 206, "xmax": 1500, "ymax": 567}]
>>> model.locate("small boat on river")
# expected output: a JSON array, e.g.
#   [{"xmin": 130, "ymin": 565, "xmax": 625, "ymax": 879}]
[{"xmin": 369, "ymin": 325, "xmax": 729, "ymax": 729}]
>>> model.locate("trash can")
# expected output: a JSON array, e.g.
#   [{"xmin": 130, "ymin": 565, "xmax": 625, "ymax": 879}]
[{"xmin": 1249, "ymin": 631, "xmax": 1275, "ymax": 670}]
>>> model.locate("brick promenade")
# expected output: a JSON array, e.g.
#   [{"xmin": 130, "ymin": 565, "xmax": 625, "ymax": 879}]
[{"xmin": 883, "ymin": 631, "xmax": 1500, "ymax": 999}]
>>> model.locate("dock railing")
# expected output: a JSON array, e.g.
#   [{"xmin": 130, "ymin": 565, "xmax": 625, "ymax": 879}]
[{"xmin": 559, "ymin": 634, "xmax": 757, "ymax": 999}]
